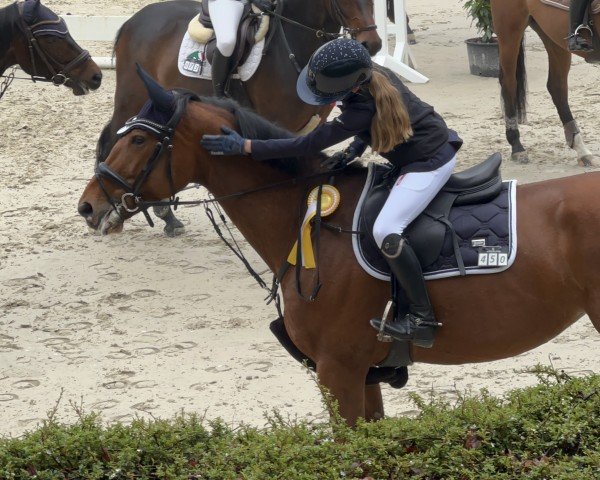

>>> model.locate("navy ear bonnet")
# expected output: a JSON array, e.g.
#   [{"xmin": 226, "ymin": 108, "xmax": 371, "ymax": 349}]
[
  {"xmin": 117, "ymin": 64, "xmax": 177, "ymax": 137},
  {"xmin": 21, "ymin": 0, "xmax": 69, "ymax": 37},
  {"xmin": 117, "ymin": 99, "xmax": 177, "ymax": 137}
]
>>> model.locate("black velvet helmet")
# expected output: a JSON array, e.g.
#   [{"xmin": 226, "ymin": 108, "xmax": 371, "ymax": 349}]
[{"xmin": 296, "ymin": 38, "xmax": 373, "ymax": 106}]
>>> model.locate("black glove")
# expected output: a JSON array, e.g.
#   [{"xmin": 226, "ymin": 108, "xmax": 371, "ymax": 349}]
[
  {"xmin": 320, "ymin": 140, "xmax": 365, "ymax": 170},
  {"xmin": 201, "ymin": 126, "xmax": 247, "ymax": 156}
]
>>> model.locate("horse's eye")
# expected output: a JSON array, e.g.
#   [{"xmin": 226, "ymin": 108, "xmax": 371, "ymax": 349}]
[{"xmin": 131, "ymin": 135, "xmax": 145, "ymax": 145}]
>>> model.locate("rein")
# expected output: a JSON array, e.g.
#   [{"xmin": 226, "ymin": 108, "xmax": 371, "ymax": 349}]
[
  {"xmin": 265, "ymin": 0, "xmax": 377, "ymax": 43},
  {"xmin": 0, "ymin": 66, "xmax": 16, "ymax": 100}
]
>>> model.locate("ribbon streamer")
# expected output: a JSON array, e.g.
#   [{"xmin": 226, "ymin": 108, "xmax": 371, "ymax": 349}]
[{"xmin": 288, "ymin": 185, "xmax": 340, "ymax": 269}]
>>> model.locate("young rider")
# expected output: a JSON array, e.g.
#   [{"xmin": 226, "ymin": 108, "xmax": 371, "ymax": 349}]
[
  {"xmin": 201, "ymin": 38, "xmax": 462, "ymax": 347},
  {"xmin": 209, "ymin": 0, "xmax": 246, "ymax": 96},
  {"xmin": 568, "ymin": 0, "xmax": 594, "ymax": 52}
]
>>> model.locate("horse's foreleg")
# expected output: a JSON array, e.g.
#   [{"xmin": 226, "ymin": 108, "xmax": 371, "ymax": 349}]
[
  {"xmin": 153, "ymin": 204, "xmax": 185, "ymax": 237},
  {"xmin": 317, "ymin": 358, "xmax": 368, "ymax": 426},
  {"xmin": 364, "ymin": 384, "xmax": 384, "ymax": 421},
  {"xmin": 533, "ymin": 25, "xmax": 600, "ymax": 167}
]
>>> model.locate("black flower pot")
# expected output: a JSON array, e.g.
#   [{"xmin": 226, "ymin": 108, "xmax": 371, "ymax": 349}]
[{"xmin": 465, "ymin": 37, "xmax": 500, "ymax": 77}]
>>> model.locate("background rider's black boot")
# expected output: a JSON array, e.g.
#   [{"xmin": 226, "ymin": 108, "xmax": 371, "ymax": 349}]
[
  {"xmin": 370, "ymin": 234, "xmax": 439, "ymax": 348},
  {"xmin": 211, "ymin": 49, "xmax": 233, "ymax": 97},
  {"xmin": 568, "ymin": 0, "xmax": 594, "ymax": 52}
]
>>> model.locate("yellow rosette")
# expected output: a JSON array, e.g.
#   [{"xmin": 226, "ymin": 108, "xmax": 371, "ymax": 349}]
[{"xmin": 288, "ymin": 185, "xmax": 340, "ymax": 268}]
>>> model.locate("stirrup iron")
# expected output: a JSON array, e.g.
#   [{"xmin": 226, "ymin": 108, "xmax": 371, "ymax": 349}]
[{"xmin": 375, "ymin": 300, "xmax": 394, "ymax": 343}]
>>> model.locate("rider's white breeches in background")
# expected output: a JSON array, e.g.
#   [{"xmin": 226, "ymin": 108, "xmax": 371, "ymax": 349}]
[
  {"xmin": 372, "ymin": 157, "xmax": 457, "ymax": 248},
  {"xmin": 209, "ymin": 0, "xmax": 246, "ymax": 57}
]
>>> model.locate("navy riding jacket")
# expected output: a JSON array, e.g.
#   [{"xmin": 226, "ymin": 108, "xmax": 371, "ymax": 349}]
[{"xmin": 251, "ymin": 67, "xmax": 462, "ymax": 173}]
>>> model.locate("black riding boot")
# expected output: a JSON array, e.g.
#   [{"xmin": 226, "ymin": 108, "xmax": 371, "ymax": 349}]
[
  {"xmin": 568, "ymin": 0, "xmax": 594, "ymax": 52},
  {"xmin": 370, "ymin": 234, "xmax": 439, "ymax": 348},
  {"xmin": 211, "ymin": 49, "xmax": 233, "ymax": 97}
]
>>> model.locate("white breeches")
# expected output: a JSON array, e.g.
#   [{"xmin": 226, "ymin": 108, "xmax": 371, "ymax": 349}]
[
  {"xmin": 209, "ymin": 0, "xmax": 246, "ymax": 57},
  {"xmin": 372, "ymin": 157, "xmax": 457, "ymax": 248}
]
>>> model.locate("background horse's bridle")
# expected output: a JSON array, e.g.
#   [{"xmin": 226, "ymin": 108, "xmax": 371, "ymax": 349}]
[
  {"xmin": 16, "ymin": 2, "xmax": 91, "ymax": 86},
  {"xmin": 266, "ymin": 0, "xmax": 377, "ymax": 41},
  {"xmin": 0, "ymin": 3, "xmax": 91, "ymax": 100}
]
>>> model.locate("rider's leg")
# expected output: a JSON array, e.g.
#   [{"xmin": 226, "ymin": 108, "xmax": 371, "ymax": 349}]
[
  {"xmin": 568, "ymin": 0, "xmax": 594, "ymax": 52},
  {"xmin": 208, "ymin": 0, "xmax": 245, "ymax": 96},
  {"xmin": 370, "ymin": 156, "xmax": 456, "ymax": 348}
]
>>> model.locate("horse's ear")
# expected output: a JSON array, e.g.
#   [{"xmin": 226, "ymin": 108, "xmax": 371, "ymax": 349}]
[
  {"xmin": 22, "ymin": 0, "xmax": 42, "ymax": 23},
  {"xmin": 136, "ymin": 63, "xmax": 175, "ymax": 112}
]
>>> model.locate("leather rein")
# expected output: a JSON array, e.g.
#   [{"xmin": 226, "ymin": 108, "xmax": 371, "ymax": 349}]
[
  {"xmin": 265, "ymin": 0, "xmax": 377, "ymax": 41},
  {"xmin": 95, "ymin": 91, "xmax": 345, "ymax": 227},
  {"xmin": 0, "ymin": 3, "xmax": 91, "ymax": 100}
]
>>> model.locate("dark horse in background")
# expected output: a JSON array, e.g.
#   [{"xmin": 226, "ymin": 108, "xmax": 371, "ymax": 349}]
[
  {"xmin": 79, "ymin": 71, "xmax": 600, "ymax": 426},
  {"xmin": 492, "ymin": 0, "xmax": 600, "ymax": 166},
  {"xmin": 0, "ymin": 0, "xmax": 102, "ymax": 98},
  {"xmin": 95, "ymin": 0, "xmax": 381, "ymax": 235}
]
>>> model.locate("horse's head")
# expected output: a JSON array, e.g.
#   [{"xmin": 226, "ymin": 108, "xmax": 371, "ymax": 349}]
[
  {"xmin": 79, "ymin": 65, "xmax": 304, "ymax": 234},
  {"xmin": 78, "ymin": 66, "xmax": 215, "ymax": 234},
  {"xmin": 327, "ymin": 0, "xmax": 382, "ymax": 55},
  {"xmin": 13, "ymin": 0, "xmax": 102, "ymax": 94}
]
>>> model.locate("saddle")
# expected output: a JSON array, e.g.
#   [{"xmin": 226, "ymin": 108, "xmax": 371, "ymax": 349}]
[
  {"xmin": 356, "ymin": 153, "xmax": 511, "ymax": 279},
  {"xmin": 188, "ymin": 0, "xmax": 271, "ymax": 69}
]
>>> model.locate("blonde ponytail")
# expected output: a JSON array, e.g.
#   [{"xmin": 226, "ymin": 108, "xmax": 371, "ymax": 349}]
[{"xmin": 368, "ymin": 69, "xmax": 413, "ymax": 153}]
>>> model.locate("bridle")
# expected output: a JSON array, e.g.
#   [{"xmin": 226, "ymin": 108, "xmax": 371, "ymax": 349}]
[
  {"xmin": 10, "ymin": 2, "xmax": 90, "ymax": 87},
  {"xmin": 265, "ymin": 0, "xmax": 377, "ymax": 42},
  {"xmin": 94, "ymin": 91, "xmax": 347, "ymax": 229},
  {"xmin": 94, "ymin": 92, "xmax": 198, "ymax": 228},
  {"xmin": 328, "ymin": 0, "xmax": 378, "ymax": 36}
]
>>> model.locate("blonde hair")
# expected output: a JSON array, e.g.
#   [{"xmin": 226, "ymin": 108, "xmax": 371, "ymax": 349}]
[{"xmin": 368, "ymin": 69, "xmax": 413, "ymax": 153}]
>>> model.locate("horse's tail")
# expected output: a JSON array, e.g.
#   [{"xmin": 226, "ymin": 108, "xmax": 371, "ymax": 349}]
[{"xmin": 515, "ymin": 37, "xmax": 527, "ymax": 123}]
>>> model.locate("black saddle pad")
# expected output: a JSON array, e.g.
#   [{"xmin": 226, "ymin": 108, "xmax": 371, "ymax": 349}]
[{"xmin": 352, "ymin": 163, "xmax": 517, "ymax": 281}]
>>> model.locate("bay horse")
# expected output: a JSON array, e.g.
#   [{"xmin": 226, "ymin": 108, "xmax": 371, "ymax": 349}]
[
  {"xmin": 491, "ymin": 0, "xmax": 599, "ymax": 166},
  {"xmin": 0, "ymin": 0, "xmax": 102, "ymax": 98},
  {"xmin": 95, "ymin": 0, "xmax": 381, "ymax": 235},
  {"xmin": 78, "ymin": 72, "xmax": 600, "ymax": 426}
]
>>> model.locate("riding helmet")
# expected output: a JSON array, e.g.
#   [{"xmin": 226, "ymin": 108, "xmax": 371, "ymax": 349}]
[{"xmin": 296, "ymin": 38, "xmax": 373, "ymax": 105}]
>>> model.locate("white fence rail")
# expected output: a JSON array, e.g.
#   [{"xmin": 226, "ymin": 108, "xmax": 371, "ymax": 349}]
[{"xmin": 61, "ymin": 0, "xmax": 427, "ymax": 83}]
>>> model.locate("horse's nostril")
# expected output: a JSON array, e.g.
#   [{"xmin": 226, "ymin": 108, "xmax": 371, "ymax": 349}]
[
  {"xmin": 78, "ymin": 202, "xmax": 93, "ymax": 217},
  {"xmin": 91, "ymin": 72, "xmax": 102, "ymax": 89}
]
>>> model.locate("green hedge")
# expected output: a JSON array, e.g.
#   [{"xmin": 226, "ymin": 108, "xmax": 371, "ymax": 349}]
[{"xmin": 1, "ymin": 369, "xmax": 599, "ymax": 479}]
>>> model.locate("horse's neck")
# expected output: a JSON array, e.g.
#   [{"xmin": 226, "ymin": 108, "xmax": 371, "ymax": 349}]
[
  {"xmin": 0, "ymin": 3, "xmax": 18, "ymax": 75},
  {"xmin": 205, "ymin": 158, "xmax": 318, "ymax": 272},
  {"xmin": 195, "ymin": 151, "xmax": 321, "ymax": 273}
]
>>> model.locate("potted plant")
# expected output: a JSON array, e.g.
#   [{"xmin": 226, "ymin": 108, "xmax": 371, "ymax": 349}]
[{"xmin": 463, "ymin": 0, "xmax": 499, "ymax": 77}]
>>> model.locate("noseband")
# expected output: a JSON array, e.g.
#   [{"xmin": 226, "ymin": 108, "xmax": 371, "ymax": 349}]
[
  {"xmin": 94, "ymin": 92, "xmax": 198, "ymax": 228},
  {"xmin": 16, "ymin": 2, "xmax": 91, "ymax": 86}
]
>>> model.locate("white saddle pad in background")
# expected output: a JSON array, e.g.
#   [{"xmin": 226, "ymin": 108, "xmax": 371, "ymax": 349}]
[{"xmin": 177, "ymin": 32, "xmax": 265, "ymax": 82}]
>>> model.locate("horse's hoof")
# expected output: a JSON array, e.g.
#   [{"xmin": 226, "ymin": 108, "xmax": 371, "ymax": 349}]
[
  {"xmin": 164, "ymin": 224, "xmax": 185, "ymax": 237},
  {"xmin": 511, "ymin": 151, "xmax": 529, "ymax": 164},
  {"xmin": 578, "ymin": 155, "xmax": 600, "ymax": 168}
]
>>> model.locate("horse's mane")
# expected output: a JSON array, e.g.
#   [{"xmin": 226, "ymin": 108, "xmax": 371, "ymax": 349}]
[{"xmin": 196, "ymin": 95, "xmax": 323, "ymax": 176}]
